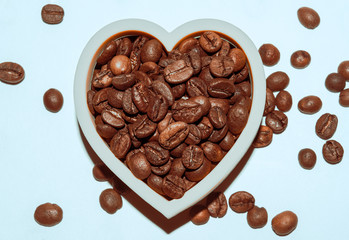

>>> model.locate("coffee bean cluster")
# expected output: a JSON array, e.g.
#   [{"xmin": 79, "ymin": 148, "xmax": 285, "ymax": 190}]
[{"xmin": 88, "ymin": 31, "xmax": 252, "ymax": 199}]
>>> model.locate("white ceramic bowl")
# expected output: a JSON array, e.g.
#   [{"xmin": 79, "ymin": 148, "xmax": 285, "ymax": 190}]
[{"xmin": 74, "ymin": 18, "xmax": 265, "ymax": 219}]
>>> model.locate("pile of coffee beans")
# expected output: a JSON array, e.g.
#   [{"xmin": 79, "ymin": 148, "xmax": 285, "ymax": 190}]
[{"xmin": 88, "ymin": 31, "xmax": 252, "ymax": 199}]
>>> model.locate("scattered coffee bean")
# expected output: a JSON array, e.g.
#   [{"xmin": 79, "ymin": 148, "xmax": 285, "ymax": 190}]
[
  {"xmin": 325, "ymin": 73, "xmax": 346, "ymax": 92},
  {"xmin": 252, "ymin": 125, "xmax": 273, "ymax": 148},
  {"xmin": 265, "ymin": 110, "xmax": 288, "ymax": 134},
  {"xmin": 298, "ymin": 148, "xmax": 316, "ymax": 169},
  {"xmin": 322, "ymin": 140, "xmax": 344, "ymax": 164},
  {"xmin": 276, "ymin": 90, "xmax": 292, "ymax": 112},
  {"xmin": 315, "ymin": 113, "xmax": 338, "ymax": 140},
  {"xmin": 43, "ymin": 88, "xmax": 64, "ymax": 113},
  {"xmin": 247, "ymin": 206, "xmax": 268, "ymax": 229},
  {"xmin": 99, "ymin": 188, "xmax": 123, "ymax": 214},
  {"xmin": 291, "ymin": 50, "xmax": 311, "ymax": 68},
  {"xmin": 93, "ymin": 164, "xmax": 113, "ymax": 181},
  {"xmin": 41, "ymin": 4, "xmax": 64, "ymax": 24},
  {"xmin": 229, "ymin": 191, "xmax": 255, "ymax": 213},
  {"xmin": 297, "ymin": 7, "xmax": 320, "ymax": 29},
  {"xmin": 190, "ymin": 205, "xmax": 210, "ymax": 225},
  {"xmin": 264, "ymin": 88, "xmax": 276, "ymax": 116},
  {"xmin": 338, "ymin": 60, "xmax": 349, "ymax": 80},
  {"xmin": 0, "ymin": 62, "xmax": 25, "ymax": 84},
  {"xmin": 266, "ymin": 71, "xmax": 290, "ymax": 91},
  {"xmin": 206, "ymin": 192, "xmax": 228, "ymax": 218},
  {"xmin": 339, "ymin": 88, "xmax": 349, "ymax": 107},
  {"xmin": 272, "ymin": 211, "xmax": 298, "ymax": 236},
  {"xmin": 258, "ymin": 44, "xmax": 280, "ymax": 66},
  {"xmin": 34, "ymin": 203, "xmax": 63, "ymax": 227},
  {"xmin": 298, "ymin": 95, "xmax": 322, "ymax": 114}
]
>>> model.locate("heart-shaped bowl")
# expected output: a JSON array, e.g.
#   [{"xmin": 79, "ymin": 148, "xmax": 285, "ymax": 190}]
[{"xmin": 74, "ymin": 18, "xmax": 265, "ymax": 219}]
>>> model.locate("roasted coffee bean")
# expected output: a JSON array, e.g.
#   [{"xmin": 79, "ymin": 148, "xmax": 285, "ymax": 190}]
[
  {"xmin": 186, "ymin": 77, "xmax": 208, "ymax": 97},
  {"xmin": 158, "ymin": 57, "xmax": 175, "ymax": 68},
  {"xmin": 339, "ymin": 89, "xmax": 349, "ymax": 107},
  {"xmin": 171, "ymin": 83, "xmax": 186, "ymax": 99},
  {"xmin": 107, "ymin": 88, "xmax": 124, "ymax": 109},
  {"xmin": 272, "ymin": 211, "xmax": 298, "ymax": 236},
  {"xmin": 217, "ymin": 41, "xmax": 230, "ymax": 57},
  {"xmin": 92, "ymin": 69, "xmax": 113, "ymax": 88},
  {"xmin": 338, "ymin": 60, "xmax": 349, "ymax": 80},
  {"xmin": 87, "ymin": 90, "xmax": 96, "ymax": 115},
  {"xmin": 162, "ymin": 175, "xmax": 186, "ymax": 199},
  {"xmin": 298, "ymin": 95, "xmax": 322, "ymax": 114},
  {"xmin": 252, "ymin": 125, "xmax": 273, "ymax": 148},
  {"xmin": 139, "ymin": 61, "xmax": 160, "ymax": 77},
  {"xmin": 159, "ymin": 121, "xmax": 189, "ymax": 149},
  {"xmin": 291, "ymin": 50, "xmax": 311, "ymax": 69},
  {"xmin": 127, "ymin": 152, "xmax": 151, "ymax": 180},
  {"xmin": 236, "ymin": 81, "xmax": 251, "ymax": 97},
  {"xmin": 99, "ymin": 188, "xmax": 123, "ymax": 214},
  {"xmin": 247, "ymin": 206, "xmax": 268, "ymax": 229},
  {"xmin": 197, "ymin": 117, "xmax": 214, "ymax": 140},
  {"xmin": 219, "ymin": 132, "xmax": 236, "ymax": 151},
  {"xmin": 315, "ymin": 113, "xmax": 338, "ymax": 140},
  {"xmin": 201, "ymin": 142, "xmax": 224, "ymax": 163},
  {"xmin": 325, "ymin": 73, "xmax": 346, "ymax": 92},
  {"xmin": 322, "ymin": 140, "xmax": 344, "ymax": 164},
  {"xmin": 229, "ymin": 48, "xmax": 246, "ymax": 72},
  {"xmin": 182, "ymin": 145, "xmax": 204, "ymax": 170},
  {"xmin": 297, "ymin": 7, "xmax": 320, "ymax": 29},
  {"xmin": 209, "ymin": 98, "xmax": 229, "ymax": 114},
  {"xmin": 131, "ymin": 115, "xmax": 157, "ymax": 139},
  {"xmin": 101, "ymin": 108, "xmax": 125, "ymax": 128},
  {"xmin": 265, "ymin": 110, "xmax": 288, "ymax": 134},
  {"xmin": 164, "ymin": 59, "xmax": 194, "ymax": 84},
  {"xmin": 157, "ymin": 112, "xmax": 173, "ymax": 133},
  {"xmin": 264, "ymin": 88, "xmax": 276, "ymax": 115},
  {"xmin": 187, "ymin": 49, "xmax": 202, "ymax": 75},
  {"xmin": 227, "ymin": 104, "xmax": 249, "ymax": 135},
  {"xmin": 122, "ymin": 88, "xmax": 139, "ymax": 115},
  {"xmin": 34, "ymin": 203, "xmax": 63, "ymax": 227},
  {"xmin": 43, "ymin": 88, "xmax": 64, "ymax": 113},
  {"xmin": 185, "ymin": 124, "xmax": 202, "ymax": 145},
  {"xmin": 110, "ymin": 131, "xmax": 131, "ymax": 159},
  {"xmin": 170, "ymin": 143, "xmax": 187, "ymax": 158},
  {"xmin": 93, "ymin": 164, "xmax": 113, "ymax": 182},
  {"xmin": 151, "ymin": 80, "xmax": 174, "ymax": 106},
  {"xmin": 208, "ymin": 106, "xmax": 226, "ymax": 129},
  {"xmin": 97, "ymin": 41, "xmax": 118, "ymax": 65},
  {"xmin": 112, "ymin": 73, "xmax": 136, "ymax": 90},
  {"xmin": 276, "ymin": 90, "xmax": 292, "ymax": 112},
  {"xmin": 199, "ymin": 66, "xmax": 214, "ymax": 81},
  {"xmin": 169, "ymin": 157, "xmax": 186, "ymax": 176},
  {"xmin": 185, "ymin": 158, "xmax": 211, "ymax": 182},
  {"xmin": 208, "ymin": 78, "xmax": 235, "ymax": 98},
  {"xmin": 0, "ymin": 62, "xmax": 25, "ymax": 84},
  {"xmin": 134, "ymin": 71, "xmax": 152, "ymax": 86},
  {"xmin": 96, "ymin": 122, "xmax": 117, "ymax": 139},
  {"xmin": 41, "ymin": 4, "xmax": 64, "ymax": 24},
  {"xmin": 147, "ymin": 174, "xmax": 165, "ymax": 195},
  {"xmin": 190, "ymin": 205, "xmax": 210, "ymax": 225},
  {"xmin": 178, "ymin": 38, "xmax": 199, "ymax": 53},
  {"xmin": 298, "ymin": 148, "xmax": 317, "ymax": 169},
  {"xmin": 143, "ymin": 142, "xmax": 170, "ymax": 166},
  {"xmin": 258, "ymin": 44, "xmax": 280, "ymax": 66},
  {"xmin": 172, "ymin": 99, "xmax": 203, "ymax": 123},
  {"xmin": 266, "ymin": 71, "xmax": 290, "ymax": 91},
  {"xmin": 209, "ymin": 56, "xmax": 234, "ymax": 78},
  {"xmin": 230, "ymin": 64, "xmax": 249, "ymax": 83},
  {"xmin": 131, "ymin": 82, "xmax": 151, "ymax": 113},
  {"xmin": 199, "ymin": 31, "xmax": 223, "ymax": 53},
  {"xmin": 110, "ymin": 55, "xmax": 132, "ymax": 75},
  {"xmin": 191, "ymin": 96, "xmax": 211, "ymax": 115},
  {"xmin": 229, "ymin": 191, "xmax": 255, "ymax": 213},
  {"xmin": 140, "ymin": 39, "xmax": 163, "ymax": 63},
  {"xmin": 207, "ymin": 192, "xmax": 228, "ymax": 218},
  {"xmin": 147, "ymin": 95, "xmax": 168, "ymax": 122},
  {"xmin": 116, "ymin": 37, "xmax": 133, "ymax": 56},
  {"xmin": 151, "ymin": 159, "xmax": 172, "ymax": 176},
  {"xmin": 208, "ymin": 124, "xmax": 228, "ymax": 143}
]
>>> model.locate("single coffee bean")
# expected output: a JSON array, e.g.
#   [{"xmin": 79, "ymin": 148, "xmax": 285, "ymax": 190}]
[
  {"xmin": 127, "ymin": 152, "xmax": 151, "ymax": 180},
  {"xmin": 297, "ymin": 7, "xmax": 320, "ymax": 29},
  {"xmin": 178, "ymin": 37, "xmax": 199, "ymax": 53},
  {"xmin": 41, "ymin": 4, "xmax": 64, "ymax": 24},
  {"xmin": 147, "ymin": 174, "xmax": 165, "ymax": 195},
  {"xmin": 201, "ymin": 142, "xmax": 224, "ymax": 163},
  {"xmin": 229, "ymin": 48, "xmax": 246, "ymax": 72},
  {"xmin": 247, "ymin": 206, "xmax": 268, "ymax": 229},
  {"xmin": 157, "ymin": 112, "xmax": 174, "ymax": 133},
  {"xmin": 219, "ymin": 132, "xmax": 236, "ymax": 151},
  {"xmin": 266, "ymin": 71, "xmax": 290, "ymax": 91},
  {"xmin": 122, "ymin": 88, "xmax": 139, "ymax": 115},
  {"xmin": 265, "ymin": 110, "xmax": 288, "ymax": 134},
  {"xmin": 264, "ymin": 88, "xmax": 276, "ymax": 116},
  {"xmin": 96, "ymin": 122, "xmax": 117, "ymax": 139},
  {"xmin": 207, "ymin": 192, "xmax": 228, "ymax": 218},
  {"xmin": 252, "ymin": 125, "xmax": 273, "ymax": 148},
  {"xmin": 227, "ymin": 104, "xmax": 249, "ymax": 135},
  {"xmin": 185, "ymin": 158, "xmax": 211, "ymax": 182},
  {"xmin": 185, "ymin": 124, "xmax": 202, "ymax": 145},
  {"xmin": 186, "ymin": 77, "xmax": 209, "ymax": 97},
  {"xmin": 93, "ymin": 164, "xmax": 113, "ymax": 181},
  {"xmin": 338, "ymin": 60, "xmax": 349, "ymax": 80},
  {"xmin": 164, "ymin": 59, "xmax": 194, "ymax": 84},
  {"xmin": 92, "ymin": 68, "xmax": 113, "ymax": 88},
  {"xmin": 43, "ymin": 88, "xmax": 64, "ymax": 113},
  {"xmin": 182, "ymin": 145, "xmax": 204, "ymax": 170},
  {"xmin": 216, "ymin": 40, "xmax": 230, "ymax": 57},
  {"xmin": 134, "ymin": 71, "xmax": 152, "ymax": 86},
  {"xmin": 101, "ymin": 108, "xmax": 125, "ymax": 128},
  {"xmin": 199, "ymin": 31, "xmax": 223, "ymax": 53},
  {"xmin": 159, "ymin": 121, "xmax": 189, "ymax": 150},
  {"xmin": 298, "ymin": 148, "xmax": 317, "ymax": 169},
  {"xmin": 170, "ymin": 143, "xmax": 187, "ymax": 158},
  {"xmin": 172, "ymin": 99, "xmax": 203, "ymax": 123},
  {"xmin": 34, "ymin": 203, "xmax": 63, "ymax": 227},
  {"xmin": 298, "ymin": 95, "xmax": 322, "ymax": 114},
  {"xmin": 143, "ymin": 141, "xmax": 170, "ymax": 166},
  {"xmin": 208, "ymin": 106, "xmax": 227, "ymax": 129},
  {"xmin": 107, "ymin": 88, "xmax": 124, "ymax": 109},
  {"xmin": 272, "ymin": 211, "xmax": 298, "ymax": 236},
  {"xmin": 209, "ymin": 56, "xmax": 234, "ymax": 78},
  {"xmin": 322, "ymin": 140, "xmax": 344, "ymax": 164},
  {"xmin": 130, "ymin": 115, "xmax": 157, "ymax": 139},
  {"xmin": 140, "ymin": 39, "xmax": 163, "ymax": 63},
  {"xmin": 97, "ymin": 41, "xmax": 118, "ymax": 65},
  {"xmin": 207, "ymin": 78, "xmax": 235, "ymax": 98},
  {"xmin": 191, "ymin": 96, "xmax": 211, "ymax": 115},
  {"xmin": 112, "ymin": 73, "xmax": 136, "ymax": 90},
  {"xmin": 116, "ymin": 37, "xmax": 133, "ymax": 56},
  {"xmin": 315, "ymin": 113, "xmax": 338, "ymax": 140},
  {"xmin": 110, "ymin": 131, "xmax": 131, "ymax": 159},
  {"xmin": 258, "ymin": 44, "xmax": 280, "ymax": 66},
  {"xmin": 208, "ymin": 124, "xmax": 228, "ymax": 143},
  {"xmin": 339, "ymin": 88, "xmax": 349, "ymax": 107},
  {"xmin": 110, "ymin": 55, "xmax": 132, "ymax": 75},
  {"xmin": 151, "ymin": 80, "xmax": 174, "ymax": 106},
  {"xmin": 99, "ymin": 188, "xmax": 123, "ymax": 214},
  {"xmin": 151, "ymin": 158, "xmax": 172, "ymax": 176},
  {"xmin": 197, "ymin": 117, "xmax": 214, "ymax": 140},
  {"xmin": 199, "ymin": 66, "xmax": 214, "ymax": 81},
  {"xmin": 139, "ymin": 61, "xmax": 160, "ymax": 78},
  {"xmin": 147, "ymin": 95, "xmax": 168, "ymax": 122},
  {"xmin": 0, "ymin": 62, "xmax": 25, "ymax": 84},
  {"xmin": 190, "ymin": 205, "xmax": 210, "ymax": 225},
  {"xmin": 171, "ymin": 83, "xmax": 186, "ymax": 99},
  {"xmin": 291, "ymin": 50, "xmax": 311, "ymax": 69},
  {"xmin": 209, "ymin": 98, "xmax": 229, "ymax": 114},
  {"xmin": 325, "ymin": 73, "xmax": 346, "ymax": 92},
  {"xmin": 162, "ymin": 174, "xmax": 186, "ymax": 199},
  {"xmin": 229, "ymin": 191, "xmax": 255, "ymax": 213},
  {"xmin": 276, "ymin": 90, "xmax": 292, "ymax": 112}
]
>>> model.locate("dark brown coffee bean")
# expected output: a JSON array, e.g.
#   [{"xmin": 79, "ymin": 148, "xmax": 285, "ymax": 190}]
[
  {"xmin": 170, "ymin": 143, "xmax": 187, "ymax": 158},
  {"xmin": 151, "ymin": 80, "xmax": 174, "ymax": 106},
  {"xmin": 0, "ymin": 62, "xmax": 25, "ymax": 84},
  {"xmin": 208, "ymin": 78, "xmax": 235, "ymax": 98},
  {"xmin": 110, "ymin": 55, "xmax": 132, "ymax": 75},
  {"xmin": 34, "ymin": 203, "xmax": 63, "ymax": 227},
  {"xmin": 217, "ymin": 40, "xmax": 231, "ymax": 57},
  {"xmin": 201, "ymin": 142, "xmax": 224, "ymax": 163},
  {"xmin": 266, "ymin": 71, "xmax": 290, "ymax": 91},
  {"xmin": 187, "ymin": 49, "xmax": 202, "ymax": 75},
  {"xmin": 107, "ymin": 88, "xmax": 124, "ymax": 109},
  {"xmin": 131, "ymin": 115, "xmax": 157, "ymax": 139},
  {"xmin": 185, "ymin": 157, "xmax": 211, "ymax": 182},
  {"xmin": 178, "ymin": 38, "xmax": 199, "ymax": 53},
  {"xmin": 209, "ymin": 56, "xmax": 234, "ymax": 78},
  {"xmin": 272, "ymin": 211, "xmax": 298, "ymax": 236},
  {"xmin": 298, "ymin": 148, "xmax": 317, "ymax": 169},
  {"xmin": 229, "ymin": 191, "xmax": 255, "ymax": 213},
  {"xmin": 322, "ymin": 140, "xmax": 344, "ymax": 164},
  {"xmin": 164, "ymin": 59, "xmax": 194, "ymax": 84},
  {"xmin": 236, "ymin": 81, "xmax": 251, "ymax": 97},
  {"xmin": 140, "ymin": 39, "xmax": 163, "ymax": 63},
  {"xmin": 264, "ymin": 88, "xmax": 276, "ymax": 115},
  {"xmin": 247, "ymin": 206, "xmax": 268, "ymax": 229},
  {"xmin": 116, "ymin": 37, "xmax": 132, "ymax": 57},
  {"xmin": 208, "ymin": 106, "xmax": 227, "ymax": 129},
  {"xmin": 291, "ymin": 50, "xmax": 311, "ymax": 69},
  {"xmin": 96, "ymin": 122, "xmax": 117, "ymax": 139},
  {"xmin": 172, "ymin": 99, "xmax": 203, "ymax": 123},
  {"xmin": 110, "ymin": 131, "xmax": 131, "ymax": 159},
  {"xmin": 139, "ymin": 61, "xmax": 160, "ymax": 78},
  {"xmin": 93, "ymin": 164, "xmax": 113, "ymax": 182},
  {"xmin": 219, "ymin": 132, "xmax": 236, "ymax": 151},
  {"xmin": 101, "ymin": 108, "xmax": 125, "ymax": 128},
  {"xmin": 298, "ymin": 95, "xmax": 322, "ymax": 114},
  {"xmin": 227, "ymin": 104, "xmax": 249, "ymax": 135},
  {"xmin": 339, "ymin": 88, "xmax": 349, "ymax": 107},
  {"xmin": 230, "ymin": 64, "xmax": 249, "ymax": 83},
  {"xmin": 122, "ymin": 88, "xmax": 139, "ymax": 115},
  {"xmin": 181, "ymin": 145, "xmax": 204, "ymax": 170},
  {"xmin": 297, "ymin": 7, "xmax": 320, "ymax": 29},
  {"xmin": 147, "ymin": 95, "xmax": 168, "ymax": 122},
  {"xmin": 99, "ymin": 188, "xmax": 123, "ymax": 214},
  {"xmin": 41, "ymin": 4, "xmax": 64, "ymax": 24},
  {"xmin": 315, "ymin": 113, "xmax": 338, "ymax": 140},
  {"xmin": 325, "ymin": 73, "xmax": 346, "ymax": 92},
  {"xmin": 191, "ymin": 96, "xmax": 211, "ymax": 116},
  {"xmin": 265, "ymin": 110, "xmax": 288, "ymax": 134},
  {"xmin": 186, "ymin": 77, "xmax": 208, "ymax": 97},
  {"xmin": 276, "ymin": 90, "xmax": 292, "ymax": 112},
  {"xmin": 43, "ymin": 88, "xmax": 64, "ymax": 113},
  {"xmin": 252, "ymin": 125, "xmax": 273, "ymax": 148},
  {"xmin": 162, "ymin": 175, "xmax": 186, "ymax": 199},
  {"xmin": 126, "ymin": 152, "xmax": 151, "ymax": 180},
  {"xmin": 92, "ymin": 68, "xmax": 113, "ymax": 88},
  {"xmin": 147, "ymin": 174, "xmax": 165, "ymax": 195},
  {"xmin": 151, "ymin": 159, "xmax": 172, "ymax": 176},
  {"xmin": 112, "ymin": 73, "xmax": 136, "ymax": 90},
  {"xmin": 338, "ymin": 60, "xmax": 349, "ymax": 80},
  {"xmin": 97, "ymin": 41, "xmax": 118, "ymax": 65},
  {"xmin": 185, "ymin": 124, "xmax": 202, "ymax": 145},
  {"xmin": 208, "ymin": 124, "xmax": 228, "ymax": 143},
  {"xmin": 87, "ymin": 90, "xmax": 96, "ymax": 115},
  {"xmin": 169, "ymin": 158, "xmax": 186, "ymax": 176},
  {"xmin": 229, "ymin": 48, "xmax": 246, "ymax": 72},
  {"xmin": 190, "ymin": 205, "xmax": 210, "ymax": 225},
  {"xmin": 134, "ymin": 71, "xmax": 152, "ymax": 86},
  {"xmin": 157, "ymin": 112, "xmax": 173, "ymax": 133},
  {"xmin": 144, "ymin": 142, "xmax": 170, "ymax": 166},
  {"xmin": 199, "ymin": 66, "xmax": 214, "ymax": 81},
  {"xmin": 258, "ymin": 44, "xmax": 280, "ymax": 66},
  {"xmin": 199, "ymin": 31, "xmax": 223, "ymax": 53},
  {"xmin": 171, "ymin": 83, "xmax": 186, "ymax": 99},
  {"xmin": 131, "ymin": 82, "xmax": 151, "ymax": 112},
  {"xmin": 197, "ymin": 117, "xmax": 214, "ymax": 140},
  {"xmin": 207, "ymin": 192, "xmax": 228, "ymax": 218},
  {"xmin": 159, "ymin": 121, "xmax": 189, "ymax": 149},
  {"xmin": 209, "ymin": 98, "xmax": 230, "ymax": 114}
]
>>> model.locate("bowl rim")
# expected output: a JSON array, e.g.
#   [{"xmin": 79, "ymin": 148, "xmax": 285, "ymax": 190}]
[{"xmin": 74, "ymin": 18, "xmax": 265, "ymax": 219}]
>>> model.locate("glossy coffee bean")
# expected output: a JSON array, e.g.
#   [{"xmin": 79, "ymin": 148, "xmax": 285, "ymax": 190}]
[
  {"xmin": 265, "ymin": 110, "xmax": 288, "ymax": 134},
  {"xmin": 110, "ymin": 55, "xmax": 132, "ymax": 75},
  {"xmin": 172, "ymin": 99, "xmax": 203, "ymax": 123},
  {"xmin": 315, "ymin": 113, "xmax": 338, "ymax": 140},
  {"xmin": 247, "ymin": 206, "xmax": 268, "ymax": 229},
  {"xmin": 185, "ymin": 158, "xmax": 211, "ymax": 182},
  {"xmin": 298, "ymin": 148, "xmax": 316, "ymax": 169},
  {"xmin": 199, "ymin": 31, "xmax": 223, "ymax": 53},
  {"xmin": 144, "ymin": 142, "xmax": 170, "ymax": 166},
  {"xmin": 201, "ymin": 142, "xmax": 224, "ymax": 163},
  {"xmin": 252, "ymin": 125, "xmax": 273, "ymax": 148},
  {"xmin": 272, "ymin": 211, "xmax": 298, "ymax": 236},
  {"xmin": 208, "ymin": 78, "xmax": 235, "ymax": 98},
  {"xmin": 264, "ymin": 88, "xmax": 276, "ymax": 115},
  {"xmin": 209, "ymin": 56, "xmax": 234, "ymax": 78},
  {"xmin": 291, "ymin": 50, "xmax": 311, "ymax": 69},
  {"xmin": 208, "ymin": 124, "xmax": 228, "ymax": 143},
  {"xmin": 101, "ymin": 108, "xmax": 125, "ymax": 128},
  {"xmin": 227, "ymin": 104, "xmax": 249, "ymax": 135},
  {"xmin": 325, "ymin": 73, "xmax": 346, "ymax": 92},
  {"xmin": 339, "ymin": 89, "xmax": 349, "ymax": 107},
  {"xmin": 258, "ymin": 44, "xmax": 280, "ymax": 66},
  {"xmin": 266, "ymin": 71, "xmax": 289, "ymax": 91},
  {"xmin": 107, "ymin": 88, "xmax": 124, "ymax": 109},
  {"xmin": 298, "ymin": 95, "xmax": 322, "ymax": 114},
  {"xmin": 97, "ymin": 41, "xmax": 118, "ymax": 65},
  {"xmin": 338, "ymin": 60, "xmax": 349, "ymax": 80},
  {"xmin": 229, "ymin": 191, "xmax": 255, "ymax": 213},
  {"xmin": 208, "ymin": 106, "xmax": 227, "ymax": 129},
  {"xmin": 182, "ymin": 145, "xmax": 204, "ymax": 170},
  {"xmin": 190, "ymin": 205, "xmax": 210, "ymax": 225},
  {"xmin": 229, "ymin": 48, "xmax": 246, "ymax": 72},
  {"xmin": 0, "ymin": 62, "xmax": 25, "ymax": 84},
  {"xmin": 159, "ymin": 121, "xmax": 189, "ymax": 150},
  {"xmin": 43, "ymin": 88, "xmax": 64, "ymax": 113},
  {"xmin": 116, "ymin": 37, "xmax": 133, "ymax": 56},
  {"xmin": 162, "ymin": 174, "xmax": 186, "ymax": 199},
  {"xmin": 151, "ymin": 158, "xmax": 171, "ymax": 176},
  {"xmin": 122, "ymin": 88, "xmax": 139, "ymax": 115},
  {"xmin": 322, "ymin": 140, "xmax": 344, "ymax": 164},
  {"xmin": 151, "ymin": 80, "xmax": 174, "ymax": 106},
  {"xmin": 41, "ymin": 4, "xmax": 64, "ymax": 24},
  {"xmin": 185, "ymin": 124, "xmax": 202, "ymax": 145},
  {"xmin": 209, "ymin": 98, "xmax": 229, "ymax": 114},
  {"xmin": 92, "ymin": 68, "xmax": 113, "ymax": 88},
  {"xmin": 297, "ymin": 7, "xmax": 320, "ymax": 29},
  {"xmin": 147, "ymin": 174, "xmax": 165, "ymax": 195},
  {"xmin": 178, "ymin": 37, "xmax": 199, "ymax": 53},
  {"xmin": 276, "ymin": 90, "xmax": 292, "ymax": 112},
  {"xmin": 164, "ymin": 59, "xmax": 193, "ymax": 84},
  {"xmin": 140, "ymin": 39, "xmax": 163, "ymax": 63},
  {"xmin": 96, "ymin": 122, "xmax": 117, "ymax": 139},
  {"xmin": 112, "ymin": 73, "xmax": 136, "ymax": 90},
  {"xmin": 191, "ymin": 96, "xmax": 211, "ymax": 115},
  {"xmin": 130, "ymin": 115, "xmax": 157, "ymax": 139},
  {"xmin": 147, "ymin": 95, "xmax": 168, "ymax": 122},
  {"xmin": 99, "ymin": 188, "xmax": 123, "ymax": 214},
  {"xmin": 126, "ymin": 152, "xmax": 151, "ymax": 180},
  {"xmin": 186, "ymin": 77, "xmax": 208, "ymax": 97},
  {"xmin": 219, "ymin": 132, "xmax": 236, "ymax": 151},
  {"xmin": 110, "ymin": 131, "xmax": 131, "ymax": 159},
  {"xmin": 197, "ymin": 117, "xmax": 214, "ymax": 140},
  {"xmin": 207, "ymin": 192, "xmax": 228, "ymax": 218},
  {"xmin": 34, "ymin": 203, "xmax": 63, "ymax": 227}
]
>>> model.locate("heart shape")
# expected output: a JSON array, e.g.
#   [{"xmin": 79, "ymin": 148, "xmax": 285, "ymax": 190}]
[{"xmin": 74, "ymin": 19, "xmax": 265, "ymax": 219}]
